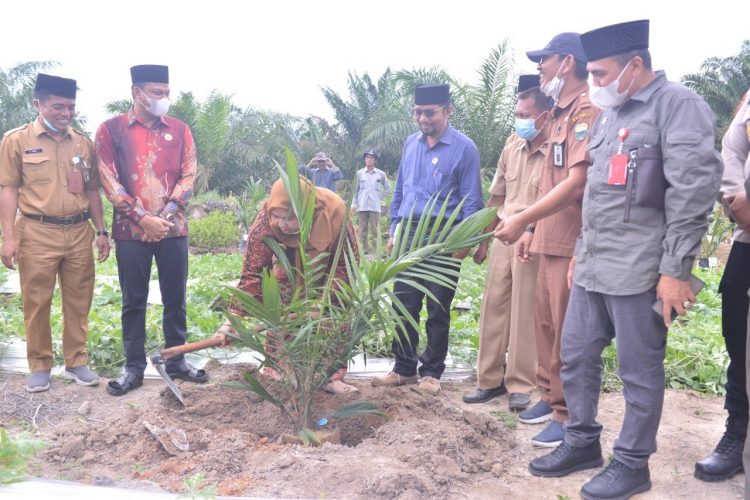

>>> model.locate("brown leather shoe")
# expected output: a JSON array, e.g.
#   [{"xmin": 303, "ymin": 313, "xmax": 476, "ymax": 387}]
[
  {"xmin": 371, "ymin": 371, "xmax": 418, "ymax": 387},
  {"xmin": 418, "ymin": 376, "xmax": 441, "ymax": 395}
]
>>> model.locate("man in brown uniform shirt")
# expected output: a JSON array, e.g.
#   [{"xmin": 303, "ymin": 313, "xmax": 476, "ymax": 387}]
[
  {"xmin": 495, "ymin": 33, "xmax": 600, "ymax": 447},
  {"xmin": 0, "ymin": 74, "xmax": 110, "ymax": 392},
  {"xmin": 463, "ymin": 76, "xmax": 550, "ymax": 410}
]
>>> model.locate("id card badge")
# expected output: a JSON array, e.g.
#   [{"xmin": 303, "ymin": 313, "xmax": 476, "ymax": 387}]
[
  {"xmin": 608, "ymin": 154, "xmax": 629, "ymax": 185},
  {"xmin": 68, "ymin": 169, "xmax": 83, "ymax": 193},
  {"xmin": 552, "ymin": 143, "xmax": 564, "ymax": 168}
]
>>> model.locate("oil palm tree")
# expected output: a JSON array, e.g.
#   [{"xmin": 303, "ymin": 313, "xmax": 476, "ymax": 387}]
[{"xmin": 683, "ymin": 40, "xmax": 750, "ymax": 143}]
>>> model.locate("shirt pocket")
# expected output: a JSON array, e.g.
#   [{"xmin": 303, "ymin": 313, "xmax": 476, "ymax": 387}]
[{"xmin": 22, "ymin": 155, "xmax": 52, "ymax": 185}]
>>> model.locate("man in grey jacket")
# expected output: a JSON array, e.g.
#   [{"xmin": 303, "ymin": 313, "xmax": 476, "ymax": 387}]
[{"xmin": 528, "ymin": 20, "xmax": 723, "ymax": 500}]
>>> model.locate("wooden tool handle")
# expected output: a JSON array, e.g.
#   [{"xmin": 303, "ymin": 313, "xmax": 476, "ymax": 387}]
[{"xmin": 158, "ymin": 337, "xmax": 225, "ymax": 362}]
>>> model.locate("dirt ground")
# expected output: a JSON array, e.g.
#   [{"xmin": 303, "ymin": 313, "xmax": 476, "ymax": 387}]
[{"xmin": 0, "ymin": 362, "xmax": 744, "ymax": 499}]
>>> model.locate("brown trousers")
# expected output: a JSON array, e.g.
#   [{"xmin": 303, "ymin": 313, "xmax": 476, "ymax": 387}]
[
  {"xmin": 357, "ymin": 211, "xmax": 380, "ymax": 253},
  {"xmin": 535, "ymin": 254, "xmax": 572, "ymax": 422},
  {"xmin": 476, "ymin": 239, "xmax": 539, "ymax": 393},
  {"xmin": 16, "ymin": 217, "xmax": 94, "ymax": 372}
]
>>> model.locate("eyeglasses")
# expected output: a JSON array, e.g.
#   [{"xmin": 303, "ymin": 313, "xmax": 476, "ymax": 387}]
[{"xmin": 411, "ymin": 106, "xmax": 446, "ymax": 118}]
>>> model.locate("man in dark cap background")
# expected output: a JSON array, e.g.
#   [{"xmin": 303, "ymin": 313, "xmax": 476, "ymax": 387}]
[
  {"xmin": 0, "ymin": 73, "xmax": 110, "ymax": 392},
  {"xmin": 495, "ymin": 32, "xmax": 600, "ymax": 448},
  {"xmin": 529, "ymin": 20, "xmax": 722, "ymax": 500},
  {"xmin": 371, "ymin": 83, "xmax": 483, "ymax": 395},
  {"xmin": 463, "ymin": 75, "xmax": 551, "ymax": 411},
  {"xmin": 352, "ymin": 149, "xmax": 390, "ymax": 255},
  {"xmin": 95, "ymin": 64, "xmax": 203, "ymax": 396},
  {"xmin": 300, "ymin": 151, "xmax": 343, "ymax": 192}
]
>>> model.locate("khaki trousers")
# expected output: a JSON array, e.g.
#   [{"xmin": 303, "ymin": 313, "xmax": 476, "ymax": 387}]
[
  {"xmin": 535, "ymin": 254, "xmax": 572, "ymax": 422},
  {"xmin": 16, "ymin": 217, "xmax": 94, "ymax": 372},
  {"xmin": 476, "ymin": 238, "xmax": 539, "ymax": 393},
  {"xmin": 357, "ymin": 211, "xmax": 380, "ymax": 253}
]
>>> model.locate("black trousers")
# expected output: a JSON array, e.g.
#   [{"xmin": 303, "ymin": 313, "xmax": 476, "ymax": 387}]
[
  {"xmin": 115, "ymin": 237, "xmax": 188, "ymax": 376},
  {"xmin": 719, "ymin": 241, "xmax": 750, "ymax": 415},
  {"xmin": 391, "ymin": 254, "xmax": 460, "ymax": 379}
]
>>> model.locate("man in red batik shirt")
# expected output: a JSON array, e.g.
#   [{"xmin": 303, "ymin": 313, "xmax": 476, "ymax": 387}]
[{"xmin": 95, "ymin": 64, "xmax": 204, "ymax": 396}]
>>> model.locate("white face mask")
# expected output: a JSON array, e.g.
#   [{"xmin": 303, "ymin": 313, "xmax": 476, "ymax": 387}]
[
  {"xmin": 589, "ymin": 60, "xmax": 635, "ymax": 109},
  {"xmin": 541, "ymin": 56, "xmax": 568, "ymax": 103},
  {"xmin": 139, "ymin": 91, "xmax": 171, "ymax": 117}
]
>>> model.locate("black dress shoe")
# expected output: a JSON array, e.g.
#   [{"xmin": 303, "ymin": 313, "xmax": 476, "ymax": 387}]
[
  {"xmin": 529, "ymin": 440, "xmax": 603, "ymax": 477},
  {"xmin": 166, "ymin": 360, "xmax": 209, "ymax": 383},
  {"xmin": 106, "ymin": 371, "xmax": 144, "ymax": 396},
  {"xmin": 463, "ymin": 384, "xmax": 507, "ymax": 404},
  {"xmin": 581, "ymin": 459, "xmax": 651, "ymax": 500},
  {"xmin": 509, "ymin": 393, "xmax": 531, "ymax": 411}
]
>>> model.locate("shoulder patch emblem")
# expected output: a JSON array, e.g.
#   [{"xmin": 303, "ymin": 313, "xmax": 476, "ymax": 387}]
[{"xmin": 574, "ymin": 122, "xmax": 590, "ymax": 141}]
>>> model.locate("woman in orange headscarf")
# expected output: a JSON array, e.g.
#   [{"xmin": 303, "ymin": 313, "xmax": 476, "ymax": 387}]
[{"xmin": 217, "ymin": 178, "xmax": 360, "ymax": 394}]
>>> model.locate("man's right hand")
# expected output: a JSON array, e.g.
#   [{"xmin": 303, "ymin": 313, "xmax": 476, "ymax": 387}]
[
  {"xmin": 725, "ymin": 193, "xmax": 750, "ymax": 231},
  {"xmin": 1, "ymin": 239, "xmax": 18, "ymax": 270},
  {"xmin": 386, "ymin": 236, "xmax": 394, "ymax": 254},
  {"xmin": 567, "ymin": 256, "xmax": 576, "ymax": 289},
  {"xmin": 138, "ymin": 215, "xmax": 173, "ymax": 241}
]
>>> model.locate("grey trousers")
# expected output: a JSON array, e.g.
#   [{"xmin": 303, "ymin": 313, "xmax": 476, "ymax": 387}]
[{"xmin": 561, "ymin": 284, "xmax": 668, "ymax": 470}]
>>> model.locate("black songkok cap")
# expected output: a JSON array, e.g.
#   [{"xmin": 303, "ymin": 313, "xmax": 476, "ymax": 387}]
[
  {"xmin": 518, "ymin": 74, "xmax": 541, "ymax": 93},
  {"xmin": 581, "ymin": 20, "xmax": 650, "ymax": 63},
  {"xmin": 34, "ymin": 73, "xmax": 77, "ymax": 99},
  {"xmin": 130, "ymin": 65, "xmax": 169, "ymax": 84},
  {"xmin": 414, "ymin": 84, "xmax": 450, "ymax": 105}
]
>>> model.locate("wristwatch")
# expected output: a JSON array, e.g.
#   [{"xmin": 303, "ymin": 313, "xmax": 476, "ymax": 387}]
[{"xmin": 96, "ymin": 230, "xmax": 109, "ymax": 237}]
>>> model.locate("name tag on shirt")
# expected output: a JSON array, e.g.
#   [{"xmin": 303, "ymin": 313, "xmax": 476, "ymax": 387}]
[
  {"xmin": 608, "ymin": 154, "xmax": 629, "ymax": 185},
  {"xmin": 552, "ymin": 143, "xmax": 564, "ymax": 168}
]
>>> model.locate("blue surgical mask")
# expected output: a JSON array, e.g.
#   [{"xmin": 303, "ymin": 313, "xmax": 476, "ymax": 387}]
[
  {"xmin": 42, "ymin": 115, "xmax": 60, "ymax": 133},
  {"xmin": 515, "ymin": 117, "xmax": 541, "ymax": 141}
]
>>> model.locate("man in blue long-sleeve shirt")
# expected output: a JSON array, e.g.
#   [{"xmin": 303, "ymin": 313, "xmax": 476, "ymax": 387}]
[{"xmin": 372, "ymin": 83, "xmax": 484, "ymax": 395}]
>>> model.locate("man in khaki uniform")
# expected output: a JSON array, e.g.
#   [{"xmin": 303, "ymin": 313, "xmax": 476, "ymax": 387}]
[
  {"xmin": 495, "ymin": 33, "xmax": 600, "ymax": 447},
  {"xmin": 0, "ymin": 74, "xmax": 110, "ymax": 392},
  {"xmin": 463, "ymin": 75, "xmax": 550, "ymax": 411}
]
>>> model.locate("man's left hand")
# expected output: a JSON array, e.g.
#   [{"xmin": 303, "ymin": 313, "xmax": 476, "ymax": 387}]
[
  {"xmin": 656, "ymin": 275, "xmax": 697, "ymax": 327},
  {"xmin": 96, "ymin": 235, "xmax": 111, "ymax": 263},
  {"xmin": 494, "ymin": 214, "xmax": 525, "ymax": 245}
]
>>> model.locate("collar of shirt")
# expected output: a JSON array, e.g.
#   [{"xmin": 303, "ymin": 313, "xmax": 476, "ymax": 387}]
[
  {"xmin": 625, "ymin": 70, "xmax": 668, "ymax": 106},
  {"xmin": 555, "ymin": 81, "xmax": 589, "ymax": 111},
  {"xmin": 127, "ymin": 108, "xmax": 170, "ymax": 128},
  {"xmin": 517, "ymin": 136, "xmax": 546, "ymax": 156},
  {"xmin": 31, "ymin": 118, "xmax": 72, "ymax": 140},
  {"xmin": 419, "ymin": 125, "xmax": 455, "ymax": 148}
]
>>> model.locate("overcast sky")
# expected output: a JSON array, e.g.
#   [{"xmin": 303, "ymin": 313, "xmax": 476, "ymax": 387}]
[{"xmin": 1, "ymin": 0, "xmax": 746, "ymax": 132}]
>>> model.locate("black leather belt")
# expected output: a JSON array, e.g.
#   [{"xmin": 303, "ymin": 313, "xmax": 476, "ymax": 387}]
[{"xmin": 23, "ymin": 211, "xmax": 90, "ymax": 226}]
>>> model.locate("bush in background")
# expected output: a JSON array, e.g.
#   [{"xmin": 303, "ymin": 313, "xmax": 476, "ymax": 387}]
[{"xmin": 189, "ymin": 211, "xmax": 240, "ymax": 250}]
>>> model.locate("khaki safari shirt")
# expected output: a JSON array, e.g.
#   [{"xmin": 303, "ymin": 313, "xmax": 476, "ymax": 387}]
[
  {"xmin": 490, "ymin": 132, "xmax": 546, "ymax": 220},
  {"xmin": 0, "ymin": 119, "xmax": 100, "ymax": 217},
  {"xmin": 721, "ymin": 88, "xmax": 750, "ymax": 243},
  {"xmin": 530, "ymin": 82, "xmax": 599, "ymax": 257},
  {"xmin": 574, "ymin": 71, "xmax": 723, "ymax": 295}
]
